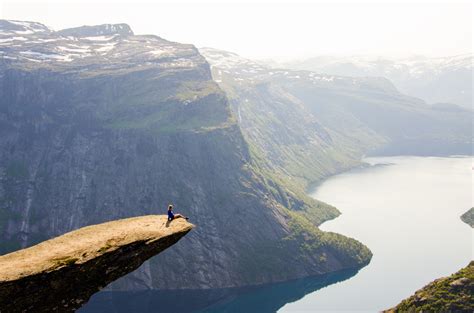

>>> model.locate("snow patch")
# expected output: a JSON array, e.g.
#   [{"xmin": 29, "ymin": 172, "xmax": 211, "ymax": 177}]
[
  {"xmin": 0, "ymin": 37, "xmax": 28, "ymax": 43},
  {"xmin": 95, "ymin": 43, "xmax": 116, "ymax": 53},
  {"xmin": 19, "ymin": 51, "xmax": 73, "ymax": 62},
  {"xmin": 148, "ymin": 50, "xmax": 167, "ymax": 56},
  {"xmin": 83, "ymin": 35, "xmax": 117, "ymax": 41},
  {"xmin": 57, "ymin": 46, "xmax": 90, "ymax": 53}
]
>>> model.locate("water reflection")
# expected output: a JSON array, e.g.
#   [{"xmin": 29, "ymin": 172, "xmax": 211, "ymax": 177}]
[{"xmin": 80, "ymin": 268, "xmax": 360, "ymax": 313}]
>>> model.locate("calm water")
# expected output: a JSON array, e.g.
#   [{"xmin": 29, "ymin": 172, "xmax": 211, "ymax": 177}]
[
  {"xmin": 281, "ymin": 156, "xmax": 473, "ymax": 312},
  {"xmin": 81, "ymin": 268, "xmax": 360, "ymax": 313},
  {"xmin": 82, "ymin": 156, "xmax": 473, "ymax": 313}
]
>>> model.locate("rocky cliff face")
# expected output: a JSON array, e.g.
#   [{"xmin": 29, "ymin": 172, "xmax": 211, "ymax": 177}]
[
  {"xmin": 0, "ymin": 20, "xmax": 371, "ymax": 290},
  {"xmin": 0, "ymin": 215, "xmax": 193, "ymax": 312},
  {"xmin": 200, "ymin": 48, "xmax": 472, "ymax": 190}
]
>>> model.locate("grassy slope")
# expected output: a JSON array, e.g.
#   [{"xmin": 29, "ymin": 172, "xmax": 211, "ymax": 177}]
[
  {"xmin": 385, "ymin": 261, "xmax": 474, "ymax": 312},
  {"xmin": 218, "ymin": 77, "xmax": 382, "ymax": 228}
]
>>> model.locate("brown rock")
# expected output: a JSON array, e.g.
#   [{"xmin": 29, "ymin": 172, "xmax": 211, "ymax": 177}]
[{"xmin": 0, "ymin": 215, "xmax": 193, "ymax": 312}]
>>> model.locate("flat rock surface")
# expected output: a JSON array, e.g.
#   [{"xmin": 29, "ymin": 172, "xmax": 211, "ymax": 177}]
[
  {"xmin": 0, "ymin": 215, "xmax": 193, "ymax": 282},
  {"xmin": 0, "ymin": 215, "xmax": 193, "ymax": 312}
]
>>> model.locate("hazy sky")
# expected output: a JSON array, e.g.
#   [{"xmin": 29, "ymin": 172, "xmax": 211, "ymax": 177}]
[{"xmin": 1, "ymin": 0, "xmax": 472, "ymax": 59}]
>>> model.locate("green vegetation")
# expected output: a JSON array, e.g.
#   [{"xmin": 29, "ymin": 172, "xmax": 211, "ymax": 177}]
[
  {"xmin": 387, "ymin": 262, "xmax": 474, "ymax": 312},
  {"xmin": 53, "ymin": 257, "xmax": 79, "ymax": 267},
  {"xmin": 105, "ymin": 79, "xmax": 234, "ymax": 133},
  {"xmin": 460, "ymin": 208, "xmax": 474, "ymax": 228},
  {"xmin": 98, "ymin": 243, "xmax": 113, "ymax": 253},
  {"xmin": 284, "ymin": 210, "xmax": 372, "ymax": 264},
  {"xmin": 247, "ymin": 143, "xmax": 340, "ymax": 226},
  {"xmin": 233, "ymin": 208, "xmax": 372, "ymax": 283},
  {"xmin": 174, "ymin": 80, "xmax": 222, "ymax": 102},
  {"xmin": 229, "ymin": 157, "xmax": 371, "ymax": 281}
]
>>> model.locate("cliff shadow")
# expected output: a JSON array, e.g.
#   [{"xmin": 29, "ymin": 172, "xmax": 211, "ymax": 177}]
[{"xmin": 79, "ymin": 267, "xmax": 361, "ymax": 313}]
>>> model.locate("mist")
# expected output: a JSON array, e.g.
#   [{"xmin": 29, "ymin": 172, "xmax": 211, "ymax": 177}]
[{"xmin": 2, "ymin": 0, "xmax": 472, "ymax": 59}]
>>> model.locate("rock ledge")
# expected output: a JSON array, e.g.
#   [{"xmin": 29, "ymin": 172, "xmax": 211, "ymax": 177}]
[{"xmin": 0, "ymin": 215, "xmax": 193, "ymax": 312}]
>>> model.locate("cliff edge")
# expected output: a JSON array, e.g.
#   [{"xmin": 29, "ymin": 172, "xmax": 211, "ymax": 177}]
[{"xmin": 0, "ymin": 215, "xmax": 193, "ymax": 312}]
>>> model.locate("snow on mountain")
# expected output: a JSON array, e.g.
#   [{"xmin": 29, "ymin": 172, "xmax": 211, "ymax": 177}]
[
  {"xmin": 272, "ymin": 54, "xmax": 473, "ymax": 108},
  {"xmin": 199, "ymin": 47, "xmax": 399, "ymax": 94},
  {"xmin": 0, "ymin": 20, "xmax": 203, "ymax": 71}
]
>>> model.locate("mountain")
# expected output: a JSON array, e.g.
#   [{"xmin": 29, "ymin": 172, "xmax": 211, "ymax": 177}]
[
  {"xmin": 385, "ymin": 261, "xmax": 474, "ymax": 313},
  {"xmin": 200, "ymin": 48, "xmax": 472, "ymax": 195},
  {"xmin": 272, "ymin": 54, "xmax": 473, "ymax": 110},
  {"xmin": 0, "ymin": 216, "xmax": 192, "ymax": 312},
  {"xmin": 0, "ymin": 20, "xmax": 371, "ymax": 290}
]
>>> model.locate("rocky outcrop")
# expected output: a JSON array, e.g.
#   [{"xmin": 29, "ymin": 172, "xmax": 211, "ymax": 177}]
[
  {"xmin": 0, "ymin": 215, "xmax": 193, "ymax": 312},
  {"xmin": 384, "ymin": 261, "xmax": 474, "ymax": 313}
]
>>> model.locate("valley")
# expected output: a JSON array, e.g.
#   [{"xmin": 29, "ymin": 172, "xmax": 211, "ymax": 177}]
[{"xmin": 0, "ymin": 18, "xmax": 472, "ymax": 313}]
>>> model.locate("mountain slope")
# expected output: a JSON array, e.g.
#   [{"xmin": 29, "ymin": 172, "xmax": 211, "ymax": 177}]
[
  {"xmin": 0, "ymin": 20, "xmax": 371, "ymax": 290},
  {"xmin": 274, "ymin": 54, "xmax": 473, "ymax": 110},
  {"xmin": 385, "ymin": 261, "xmax": 474, "ymax": 313},
  {"xmin": 200, "ymin": 48, "xmax": 472, "ymax": 194},
  {"xmin": 200, "ymin": 48, "xmax": 380, "ymax": 189}
]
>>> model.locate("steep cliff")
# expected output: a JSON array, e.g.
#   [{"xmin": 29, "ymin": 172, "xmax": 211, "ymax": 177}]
[
  {"xmin": 200, "ymin": 48, "xmax": 472, "ymax": 192},
  {"xmin": 0, "ymin": 215, "xmax": 193, "ymax": 312},
  {"xmin": 0, "ymin": 20, "xmax": 371, "ymax": 290},
  {"xmin": 385, "ymin": 261, "xmax": 474, "ymax": 313}
]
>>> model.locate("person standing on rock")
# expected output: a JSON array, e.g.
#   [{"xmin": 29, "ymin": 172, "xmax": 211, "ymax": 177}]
[{"xmin": 167, "ymin": 204, "xmax": 189, "ymax": 221}]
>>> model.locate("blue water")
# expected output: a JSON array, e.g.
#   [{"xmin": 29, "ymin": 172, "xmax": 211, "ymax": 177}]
[
  {"xmin": 81, "ymin": 156, "xmax": 473, "ymax": 312},
  {"xmin": 81, "ymin": 268, "xmax": 359, "ymax": 313},
  {"xmin": 280, "ymin": 156, "xmax": 473, "ymax": 312}
]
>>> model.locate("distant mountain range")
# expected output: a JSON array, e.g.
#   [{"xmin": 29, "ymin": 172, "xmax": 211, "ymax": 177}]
[
  {"xmin": 268, "ymin": 54, "xmax": 473, "ymax": 110},
  {"xmin": 200, "ymin": 48, "xmax": 471, "ymax": 190}
]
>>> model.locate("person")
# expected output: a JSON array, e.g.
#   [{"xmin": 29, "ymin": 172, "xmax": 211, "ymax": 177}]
[{"xmin": 167, "ymin": 204, "xmax": 189, "ymax": 221}]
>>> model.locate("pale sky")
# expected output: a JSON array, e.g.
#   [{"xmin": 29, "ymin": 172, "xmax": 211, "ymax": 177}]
[{"xmin": 1, "ymin": 0, "xmax": 472, "ymax": 59}]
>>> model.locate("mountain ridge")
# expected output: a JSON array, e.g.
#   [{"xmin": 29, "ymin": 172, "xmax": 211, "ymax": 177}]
[
  {"xmin": 269, "ymin": 53, "xmax": 473, "ymax": 109},
  {"xmin": 200, "ymin": 47, "xmax": 472, "ymax": 196}
]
